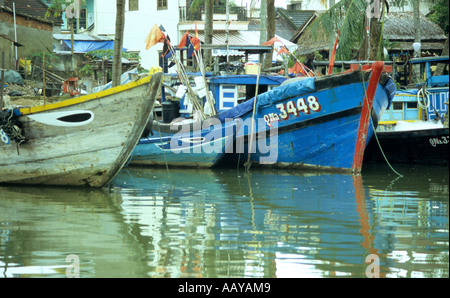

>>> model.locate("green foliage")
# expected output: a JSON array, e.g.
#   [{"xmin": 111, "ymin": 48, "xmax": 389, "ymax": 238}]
[
  {"xmin": 79, "ymin": 63, "xmax": 94, "ymax": 77},
  {"xmin": 302, "ymin": 0, "xmax": 369, "ymax": 61},
  {"xmin": 84, "ymin": 49, "xmax": 140, "ymax": 62},
  {"xmin": 79, "ymin": 49, "xmax": 141, "ymax": 78},
  {"xmin": 44, "ymin": 0, "xmax": 86, "ymax": 19},
  {"xmin": 428, "ymin": 0, "xmax": 449, "ymax": 34},
  {"xmin": 28, "ymin": 52, "xmax": 59, "ymax": 69}
]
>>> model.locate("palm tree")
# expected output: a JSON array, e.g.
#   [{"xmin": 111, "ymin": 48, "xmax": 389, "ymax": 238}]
[
  {"xmin": 264, "ymin": 0, "xmax": 276, "ymax": 69},
  {"xmin": 204, "ymin": 0, "xmax": 214, "ymax": 64},
  {"xmin": 112, "ymin": 0, "xmax": 125, "ymax": 87},
  {"xmin": 301, "ymin": 0, "xmax": 388, "ymax": 61}
]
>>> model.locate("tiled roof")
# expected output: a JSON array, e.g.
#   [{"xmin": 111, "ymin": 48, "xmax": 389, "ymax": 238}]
[
  {"xmin": 277, "ymin": 9, "xmax": 316, "ymax": 29},
  {"xmin": 2, "ymin": 0, "xmax": 60, "ymax": 24}
]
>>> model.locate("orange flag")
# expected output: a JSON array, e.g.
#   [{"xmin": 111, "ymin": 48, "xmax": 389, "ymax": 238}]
[
  {"xmin": 262, "ymin": 36, "xmax": 281, "ymax": 46},
  {"xmin": 277, "ymin": 45, "xmax": 290, "ymax": 56},
  {"xmin": 289, "ymin": 62, "xmax": 303, "ymax": 75},
  {"xmin": 145, "ymin": 24, "xmax": 165, "ymax": 50}
]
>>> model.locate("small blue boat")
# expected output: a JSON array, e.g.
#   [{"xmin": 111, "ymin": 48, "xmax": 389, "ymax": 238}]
[
  {"xmin": 129, "ymin": 74, "xmax": 287, "ymax": 168},
  {"xmin": 130, "ymin": 117, "xmax": 239, "ymax": 168}
]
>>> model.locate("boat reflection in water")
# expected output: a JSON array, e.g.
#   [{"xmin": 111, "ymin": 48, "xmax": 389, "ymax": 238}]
[
  {"xmin": 110, "ymin": 166, "xmax": 448, "ymax": 278},
  {"xmin": 0, "ymin": 166, "xmax": 448, "ymax": 278}
]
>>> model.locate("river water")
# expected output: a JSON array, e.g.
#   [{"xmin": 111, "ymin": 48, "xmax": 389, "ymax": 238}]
[{"xmin": 0, "ymin": 163, "xmax": 448, "ymax": 278}]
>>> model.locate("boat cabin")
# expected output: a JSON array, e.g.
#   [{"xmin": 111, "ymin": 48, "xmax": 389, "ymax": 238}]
[
  {"xmin": 381, "ymin": 56, "xmax": 449, "ymax": 124},
  {"xmin": 208, "ymin": 74, "xmax": 287, "ymax": 111}
]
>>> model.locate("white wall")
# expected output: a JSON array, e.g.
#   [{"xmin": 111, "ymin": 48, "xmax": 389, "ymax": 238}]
[
  {"xmin": 300, "ymin": 0, "xmax": 432, "ymax": 14},
  {"xmin": 89, "ymin": 0, "xmax": 179, "ymax": 71},
  {"xmin": 123, "ymin": 0, "xmax": 179, "ymax": 71}
]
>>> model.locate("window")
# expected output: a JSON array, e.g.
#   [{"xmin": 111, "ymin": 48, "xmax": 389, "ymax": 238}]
[
  {"xmin": 407, "ymin": 102, "xmax": 418, "ymax": 109},
  {"xmin": 129, "ymin": 0, "xmax": 139, "ymax": 11},
  {"xmin": 393, "ymin": 102, "xmax": 403, "ymax": 110},
  {"xmin": 157, "ymin": 0, "xmax": 168, "ymax": 10}
]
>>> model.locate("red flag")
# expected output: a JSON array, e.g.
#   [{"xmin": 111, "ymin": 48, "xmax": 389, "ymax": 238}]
[
  {"xmin": 178, "ymin": 31, "xmax": 190, "ymax": 49},
  {"xmin": 277, "ymin": 46, "xmax": 290, "ymax": 56},
  {"xmin": 328, "ymin": 30, "xmax": 340, "ymax": 75},
  {"xmin": 289, "ymin": 62, "xmax": 311, "ymax": 76},
  {"xmin": 192, "ymin": 21, "xmax": 201, "ymax": 52},
  {"xmin": 262, "ymin": 36, "xmax": 281, "ymax": 46},
  {"xmin": 289, "ymin": 62, "xmax": 303, "ymax": 75},
  {"xmin": 190, "ymin": 35, "xmax": 201, "ymax": 52},
  {"xmin": 145, "ymin": 24, "xmax": 165, "ymax": 50},
  {"xmin": 179, "ymin": 31, "xmax": 200, "ymax": 58}
]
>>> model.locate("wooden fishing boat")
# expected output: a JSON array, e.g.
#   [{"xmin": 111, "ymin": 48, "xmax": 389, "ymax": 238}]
[
  {"xmin": 364, "ymin": 56, "xmax": 449, "ymax": 165},
  {"xmin": 220, "ymin": 61, "xmax": 395, "ymax": 173},
  {"xmin": 0, "ymin": 71, "xmax": 163, "ymax": 187}
]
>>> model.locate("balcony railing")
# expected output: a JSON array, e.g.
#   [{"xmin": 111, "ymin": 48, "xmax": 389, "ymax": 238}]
[{"xmin": 179, "ymin": 6, "xmax": 248, "ymax": 22}]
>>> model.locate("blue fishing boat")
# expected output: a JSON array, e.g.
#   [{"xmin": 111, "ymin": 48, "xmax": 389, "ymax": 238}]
[
  {"xmin": 364, "ymin": 56, "xmax": 449, "ymax": 165},
  {"xmin": 130, "ymin": 62, "xmax": 393, "ymax": 172},
  {"xmin": 219, "ymin": 61, "xmax": 395, "ymax": 173}
]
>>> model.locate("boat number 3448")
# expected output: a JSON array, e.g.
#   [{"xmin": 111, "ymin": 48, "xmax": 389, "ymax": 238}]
[{"xmin": 264, "ymin": 96, "xmax": 321, "ymax": 127}]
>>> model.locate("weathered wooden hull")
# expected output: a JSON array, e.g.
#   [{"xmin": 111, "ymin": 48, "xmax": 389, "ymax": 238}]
[{"xmin": 0, "ymin": 72, "xmax": 163, "ymax": 187}]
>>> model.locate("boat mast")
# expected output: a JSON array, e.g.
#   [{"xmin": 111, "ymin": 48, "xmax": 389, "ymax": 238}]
[{"xmin": 225, "ymin": 0, "xmax": 230, "ymax": 64}]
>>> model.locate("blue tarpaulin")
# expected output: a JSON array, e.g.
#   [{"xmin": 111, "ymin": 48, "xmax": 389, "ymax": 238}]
[
  {"xmin": 217, "ymin": 77, "xmax": 316, "ymax": 122},
  {"xmin": 210, "ymin": 75, "xmax": 287, "ymax": 86},
  {"xmin": 257, "ymin": 77, "xmax": 316, "ymax": 109},
  {"xmin": 63, "ymin": 40, "xmax": 114, "ymax": 53}
]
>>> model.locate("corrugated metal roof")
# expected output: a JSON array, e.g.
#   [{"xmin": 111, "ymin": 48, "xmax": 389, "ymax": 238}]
[
  {"xmin": 53, "ymin": 34, "xmax": 113, "ymax": 41},
  {"xmin": 197, "ymin": 30, "xmax": 261, "ymax": 45}
]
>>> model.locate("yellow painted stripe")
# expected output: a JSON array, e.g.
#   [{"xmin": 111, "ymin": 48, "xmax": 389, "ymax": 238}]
[
  {"xmin": 379, "ymin": 120, "xmax": 418, "ymax": 125},
  {"xmin": 19, "ymin": 74, "xmax": 154, "ymax": 116},
  {"xmin": 394, "ymin": 94, "xmax": 417, "ymax": 97}
]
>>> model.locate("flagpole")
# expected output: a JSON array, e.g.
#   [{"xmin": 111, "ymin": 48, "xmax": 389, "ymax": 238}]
[
  {"xmin": 167, "ymin": 43, "xmax": 206, "ymax": 119},
  {"xmin": 269, "ymin": 36, "xmax": 315, "ymax": 77}
]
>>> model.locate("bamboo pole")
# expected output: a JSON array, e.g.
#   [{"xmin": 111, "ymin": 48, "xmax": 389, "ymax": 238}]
[
  {"xmin": 194, "ymin": 49, "xmax": 216, "ymax": 116},
  {"xmin": 43, "ymin": 52, "xmax": 46, "ymax": 104},
  {"xmin": 1, "ymin": 52, "xmax": 4, "ymax": 110},
  {"xmin": 167, "ymin": 46, "xmax": 206, "ymax": 120}
]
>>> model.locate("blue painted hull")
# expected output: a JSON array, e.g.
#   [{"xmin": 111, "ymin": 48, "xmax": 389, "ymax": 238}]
[
  {"xmin": 130, "ymin": 119, "xmax": 238, "ymax": 168},
  {"xmin": 130, "ymin": 67, "xmax": 394, "ymax": 171},
  {"xmin": 220, "ymin": 70, "xmax": 395, "ymax": 171}
]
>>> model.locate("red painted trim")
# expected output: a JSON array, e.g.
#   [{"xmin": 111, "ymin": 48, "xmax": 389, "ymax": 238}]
[{"xmin": 352, "ymin": 61, "xmax": 384, "ymax": 173}]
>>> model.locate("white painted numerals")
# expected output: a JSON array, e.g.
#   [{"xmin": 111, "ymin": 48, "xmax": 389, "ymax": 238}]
[
  {"xmin": 266, "ymin": 96, "xmax": 321, "ymax": 126},
  {"xmin": 1, "ymin": 129, "xmax": 10, "ymax": 145}
]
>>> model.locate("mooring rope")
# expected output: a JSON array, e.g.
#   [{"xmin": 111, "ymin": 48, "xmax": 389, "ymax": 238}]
[{"xmin": 361, "ymin": 70, "xmax": 403, "ymax": 177}]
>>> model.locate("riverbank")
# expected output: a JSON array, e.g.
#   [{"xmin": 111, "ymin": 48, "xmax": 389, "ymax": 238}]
[{"xmin": 2, "ymin": 80, "xmax": 68, "ymax": 109}]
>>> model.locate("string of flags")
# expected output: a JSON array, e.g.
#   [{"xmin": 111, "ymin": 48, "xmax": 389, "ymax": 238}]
[
  {"xmin": 144, "ymin": 23, "xmax": 201, "ymax": 60},
  {"xmin": 144, "ymin": 25, "xmax": 315, "ymax": 77},
  {"xmin": 263, "ymin": 36, "xmax": 315, "ymax": 77}
]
